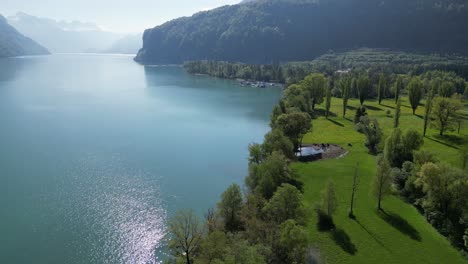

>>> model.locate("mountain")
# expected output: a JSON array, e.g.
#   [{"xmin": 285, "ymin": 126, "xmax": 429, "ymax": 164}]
[
  {"xmin": 0, "ymin": 14, "xmax": 49, "ymax": 57},
  {"xmin": 101, "ymin": 33, "xmax": 142, "ymax": 54},
  {"xmin": 135, "ymin": 0, "xmax": 468, "ymax": 64},
  {"xmin": 7, "ymin": 12, "xmax": 124, "ymax": 53}
]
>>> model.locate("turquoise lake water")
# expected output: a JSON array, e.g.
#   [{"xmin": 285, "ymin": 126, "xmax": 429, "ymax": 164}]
[{"xmin": 0, "ymin": 54, "xmax": 282, "ymax": 263}]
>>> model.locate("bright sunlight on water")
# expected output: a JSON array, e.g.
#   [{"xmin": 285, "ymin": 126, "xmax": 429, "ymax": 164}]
[{"xmin": 0, "ymin": 54, "xmax": 282, "ymax": 264}]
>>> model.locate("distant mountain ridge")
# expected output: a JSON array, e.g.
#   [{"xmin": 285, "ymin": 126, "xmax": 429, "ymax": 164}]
[
  {"xmin": 135, "ymin": 0, "xmax": 468, "ymax": 64},
  {"xmin": 7, "ymin": 12, "xmax": 125, "ymax": 53},
  {"xmin": 0, "ymin": 14, "xmax": 49, "ymax": 57}
]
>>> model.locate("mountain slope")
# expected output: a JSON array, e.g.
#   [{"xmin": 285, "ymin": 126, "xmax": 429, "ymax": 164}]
[
  {"xmin": 135, "ymin": 0, "xmax": 468, "ymax": 64},
  {"xmin": 0, "ymin": 14, "xmax": 49, "ymax": 57},
  {"xmin": 8, "ymin": 12, "xmax": 124, "ymax": 53}
]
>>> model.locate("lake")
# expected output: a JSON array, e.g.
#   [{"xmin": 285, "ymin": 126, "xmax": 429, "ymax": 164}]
[{"xmin": 0, "ymin": 54, "xmax": 282, "ymax": 264}]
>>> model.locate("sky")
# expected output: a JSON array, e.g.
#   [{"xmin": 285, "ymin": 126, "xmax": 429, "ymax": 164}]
[{"xmin": 1, "ymin": 0, "xmax": 240, "ymax": 33}]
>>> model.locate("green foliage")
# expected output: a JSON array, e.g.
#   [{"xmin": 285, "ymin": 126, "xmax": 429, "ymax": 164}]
[
  {"xmin": 325, "ymin": 82, "xmax": 332, "ymax": 118},
  {"xmin": 262, "ymin": 129, "xmax": 295, "ymax": 160},
  {"xmin": 373, "ymin": 155, "xmax": 393, "ymax": 210},
  {"xmin": 394, "ymin": 99, "xmax": 401, "ymax": 128},
  {"xmin": 196, "ymin": 232, "xmax": 268, "ymax": 264},
  {"xmin": 246, "ymin": 152, "xmax": 295, "ymax": 199},
  {"xmin": 263, "ymin": 183, "xmax": 306, "ymax": 224},
  {"xmin": 424, "ymin": 87, "xmax": 434, "ymax": 136},
  {"xmin": 218, "ymin": 184, "xmax": 244, "ymax": 232},
  {"xmin": 354, "ymin": 106, "xmax": 367, "ymax": 124},
  {"xmin": 248, "ymin": 143, "xmax": 263, "ymax": 165},
  {"xmin": 431, "ymin": 96, "xmax": 463, "ymax": 135},
  {"xmin": 278, "ymin": 220, "xmax": 308, "ymax": 264},
  {"xmin": 395, "ymin": 76, "xmax": 403, "ymax": 104},
  {"xmin": 167, "ymin": 209, "xmax": 204, "ymax": 264},
  {"xmin": 357, "ymin": 75, "xmax": 370, "ymax": 105},
  {"xmin": 137, "ymin": 0, "xmax": 468, "ymax": 65},
  {"xmin": 274, "ymin": 111, "xmax": 312, "ymax": 151},
  {"xmin": 439, "ymin": 81, "xmax": 455, "ymax": 98},
  {"xmin": 321, "ymin": 181, "xmax": 338, "ymax": 217},
  {"xmin": 339, "ymin": 76, "xmax": 352, "ymax": 117},
  {"xmin": 357, "ymin": 116, "xmax": 383, "ymax": 154},
  {"xmin": 415, "ymin": 163, "xmax": 468, "ymax": 247},
  {"xmin": 384, "ymin": 128, "xmax": 424, "ymax": 168},
  {"xmin": 408, "ymin": 77, "xmax": 424, "ymax": 114},
  {"xmin": 378, "ymin": 73, "xmax": 387, "ymax": 105},
  {"xmin": 301, "ymin": 73, "xmax": 327, "ymax": 110}
]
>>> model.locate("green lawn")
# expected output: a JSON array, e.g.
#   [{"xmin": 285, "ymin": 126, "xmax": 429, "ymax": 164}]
[{"xmin": 294, "ymin": 97, "xmax": 468, "ymax": 264}]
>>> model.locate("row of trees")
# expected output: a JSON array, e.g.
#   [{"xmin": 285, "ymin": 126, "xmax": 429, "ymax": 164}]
[
  {"xmin": 165, "ymin": 67, "xmax": 468, "ymax": 263},
  {"xmin": 165, "ymin": 76, "xmax": 319, "ymax": 263}
]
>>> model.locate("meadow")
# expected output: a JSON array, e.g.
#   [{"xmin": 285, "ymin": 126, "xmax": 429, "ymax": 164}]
[{"xmin": 296, "ymin": 97, "xmax": 468, "ymax": 264}]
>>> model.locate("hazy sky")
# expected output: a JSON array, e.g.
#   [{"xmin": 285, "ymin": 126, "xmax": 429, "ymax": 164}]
[{"xmin": 2, "ymin": 0, "xmax": 240, "ymax": 33}]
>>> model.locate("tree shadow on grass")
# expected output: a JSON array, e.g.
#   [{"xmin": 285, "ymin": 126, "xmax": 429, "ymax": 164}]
[
  {"xmin": 354, "ymin": 218, "xmax": 390, "ymax": 252},
  {"xmin": 381, "ymin": 104, "xmax": 395, "ymax": 109},
  {"xmin": 327, "ymin": 118, "xmax": 344, "ymax": 127},
  {"xmin": 378, "ymin": 210, "xmax": 421, "ymax": 241},
  {"xmin": 365, "ymin": 105, "xmax": 383, "ymax": 111},
  {"xmin": 316, "ymin": 210, "xmax": 335, "ymax": 231},
  {"xmin": 427, "ymin": 136, "xmax": 459, "ymax": 149},
  {"xmin": 346, "ymin": 105, "xmax": 357, "ymax": 111},
  {"xmin": 434, "ymin": 134, "xmax": 464, "ymax": 146},
  {"xmin": 313, "ymin": 109, "xmax": 337, "ymax": 119},
  {"xmin": 331, "ymin": 228, "xmax": 357, "ymax": 255},
  {"xmin": 316, "ymin": 210, "xmax": 357, "ymax": 255}
]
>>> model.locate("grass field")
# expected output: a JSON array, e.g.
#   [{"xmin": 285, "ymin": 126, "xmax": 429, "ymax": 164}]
[{"xmin": 294, "ymin": 97, "xmax": 468, "ymax": 264}]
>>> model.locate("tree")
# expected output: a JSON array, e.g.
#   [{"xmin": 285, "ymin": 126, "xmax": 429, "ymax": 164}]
[
  {"xmin": 284, "ymin": 84, "xmax": 310, "ymax": 113},
  {"xmin": 218, "ymin": 183, "xmax": 244, "ymax": 232},
  {"xmin": 394, "ymin": 99, "xmax": 401, "ymax": 128},
  {"xmin": 438, "ymin": 81, "xmax": 455, "ymax": 97},
  {"xmin": 416, "ymin": 163, "xmax": 465, "ymax": 217},
  {"xmin": 357, "ymin": 74, "xmax": 370, "ymax": 105},
  {"xmin": 275, "ymin": 111, "xmax": 312, "ymax": 151},
  {"xmin": 384, "ymin": 128, "xmax": 424, "ymax": 168},
  {"xmin": 373, "ymin": 156, "xmax": 393, "ymax": 210},
  {"xmin": 461, "ymin": 144, "xmax": 468, "ymax": 170},
  {"xmin": 378, "ymin": 73, "xmax": 387, "ymax": 104},
  {"xmin": 248, "ymin": 143, "xmax": 264, "ymax": 165},
  {"xmin": 168, "ymin": 209, "xmax": 204, "ymax": 264},
  {"xmin": 349, "ymin": 163, "xmax": 359, "ymax": 218},
  {"xmin": 246, "ymin": 152, "xmax": 295, "ymax": 199},
  {"xmin": 197, "ymin": 231, "xmax": 228, "ymax": 263},
  {"xmin": 325, "ymin": 81, "xmax": 332, "ymax": 118},
  {"xmin": 431, "ymin": 96, "xmax": 462, "ymax": 135},
  {"xmin": 340, "ymin": 77, "xmax": 351, "ymax": 117},
  {"xmin": 301, "ymin": 73, "xmax": 326, "ymax": 110},
  {"xmin": 278, "ymin": 220, "xmax": 308, "ymax": 264},
  {"xmin": 423, "ymin": 87, "xmax": 434, "ymax": 136},
  {"xmin": 354, "ymin": 105, "xmax": 367, "ymax": 124},
  {"xmin": 262, "ymin": 129, "xmax": 295, "ymax": 159},
  {"xmin": 321, "ymin": 181, "xmax": 338, "ymax": 217},
  {"xmin": 359, "ymin": 117, "xmax": 383, "ymax": 154},
  {"xmin": 263, "ymin": 183, "xmax": 306, "ymax": 224},
  {"xmin": 407, "ymin": 77, "xmax": 423, "ymax": 114},
  {"xmin": 394, "ymin": 76, "xmax": 403, "ymax": 104}
]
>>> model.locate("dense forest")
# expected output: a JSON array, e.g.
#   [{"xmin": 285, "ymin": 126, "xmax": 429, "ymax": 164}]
[
  {"xmin": 135, "ymin": 0, "xmax": 468, "ymax": 64},
  {"xmin": 184, "ymin": 49, "xmax": 468, "ymax": 84},
  {"xmin": 0, "ymin": 14, "xmax": 49, "ymax": 57}
]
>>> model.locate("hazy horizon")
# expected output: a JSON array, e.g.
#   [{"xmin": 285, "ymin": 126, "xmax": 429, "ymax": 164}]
[{"xmin": 2, "ymin": 0, "xmax": 240, "ymax": 33}]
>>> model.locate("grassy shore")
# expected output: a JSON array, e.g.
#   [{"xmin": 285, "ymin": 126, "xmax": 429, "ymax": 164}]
[{"xmin": 294, "ymin": 97, "xmax": 468, "ymax": 264}]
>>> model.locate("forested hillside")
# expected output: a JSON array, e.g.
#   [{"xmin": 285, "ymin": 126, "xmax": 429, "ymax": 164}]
[
  {"xmin": 0, "ymin": 14, "xmax": 49, "ymax": 57},
  {"xmin": 135, "ymin": 0, "xmax": 468, "ymax": 64}
]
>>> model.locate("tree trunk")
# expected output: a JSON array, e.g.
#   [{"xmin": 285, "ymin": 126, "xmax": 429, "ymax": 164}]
[
  {"xmin": 413, "ymin": 109, "xmax": 416, "ymax": 115},
  {"xmin": 186, "ymin": 251, "xmax": 191, "ymax": 264}
]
